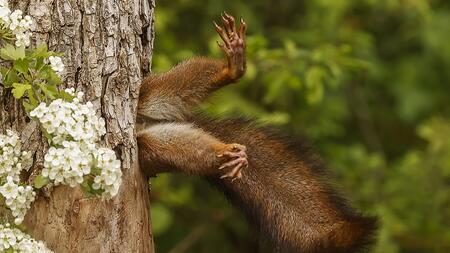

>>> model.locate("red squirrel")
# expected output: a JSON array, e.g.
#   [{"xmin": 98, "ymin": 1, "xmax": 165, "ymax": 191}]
[{"xmin": 137, "ymin": 13, "xmax": 377, "ymax": 253}]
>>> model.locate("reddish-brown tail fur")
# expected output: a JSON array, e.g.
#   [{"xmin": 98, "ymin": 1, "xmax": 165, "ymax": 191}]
[
  {"xmin": 327, "ymin": 216, "xmax": 378, "ymax": 253},
  {"xmin": 195, "ymin": 116, "xmax": 378, "ymax": 253}
]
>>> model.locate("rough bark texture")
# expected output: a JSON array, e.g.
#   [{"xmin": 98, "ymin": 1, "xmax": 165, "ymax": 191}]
[{"xmin": 0, "ymin": 0, "xmax": 155, "ymax": 252}]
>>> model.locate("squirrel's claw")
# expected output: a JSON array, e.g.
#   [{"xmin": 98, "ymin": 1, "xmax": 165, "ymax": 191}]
[
  {"xmin": 218, "ymin": 143, "xmax": 248, "ymax": 182},
  {"xmin": 215, "ymin": 13, "xmax": 246, "ymax": 53},
  {"xmin": 221, "ymin": 161, "xmax": 245, "ymax": 181},
  {"xmin": 219, "ymin": 157, "xmax": 247, "ymax": 170},
  {"xmin": 214, "ymin": 13, "xmax": 247, "ymax": 80},
  {"xmin": 222, "ymin": 12, "xmax": 237, "ymax": 36},
  {"xmin": 214, "ymin": 21, "xmax": 230, "ymax": 48},
  {"xmin": 239, "ymin": 18, "xmax": 246, "ymax": 41}
]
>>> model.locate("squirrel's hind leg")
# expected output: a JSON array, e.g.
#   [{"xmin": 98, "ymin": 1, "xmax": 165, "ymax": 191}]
[{"xmin": 137, "ymin": 122, "xmax": 247, "ymax": 180}]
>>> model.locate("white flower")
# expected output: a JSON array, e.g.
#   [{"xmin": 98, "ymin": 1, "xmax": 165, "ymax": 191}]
[
  {"xmin": 0, "ymin": 176, "xmax": 18, "ymax": 199},
  {"xmin": 0, "ymin": 5, "xmax": 34, "ymax": 47},
  {"xmin": 0, "ymin": 0, "xmax": 9, "ymax": 7},
  {"xmin": 0, "ymin": 224, "xmax": 53, "ymax": 252},
  {"xmin": 43, "ymin": 141, "xmax": 94, "ymax": 187},
  {"xmin": 31, "ymin": 93, "xmax": 107, "ymax": 146},
  {"xmin": 64, "ymin": 88, "xmax": 75, "ymax": 95},
  {"xmin": 15, "ymin": 30, "xmax": 32, "ymax": 47},
  {"xmin": 8, "ymin": 9, "xmax": 21, "ymax": 30},
  {"xmin": 0, "ymin": 177, "xmax": 36, "ymax": 225},
  {"xmin": 41, "ymin": 143, "xmax": 122, "ymax": 199},
  {"xmin": 92, "ymin": 148, "xmax": 122, "ymax": 199},
  {"xmin": 48, "ymin": 56, "xmax": 64, "ymax": 74},
  {"xmin": 0, "ymin": 131, "xmax": 31, "ymax": 182},
  {"xmin": 29, "ymin": 93, "xmax": 122, "ymax": 199},
  {"xmin": 0, "ymin": 131, "xmax": 36, "ymax": 225},
  {"xmin": 0, "ymin": 5, "xmax": 10, "ymax": 24},
  {"xmin": 29, "ymin": 102, "xmax": 48, "ymax": 118}
]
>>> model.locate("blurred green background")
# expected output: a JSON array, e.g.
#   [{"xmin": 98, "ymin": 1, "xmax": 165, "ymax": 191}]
[{"xmin": 149, "ymin": 0, "xmax": 450, "ymax": 252}]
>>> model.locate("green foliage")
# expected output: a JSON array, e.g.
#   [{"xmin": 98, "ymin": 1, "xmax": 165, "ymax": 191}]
[
  {"xmin": 150, "ymin": 0, "xmax": 450, "ymax": 252},
  {"xmin": 11, "ymin": 83, "xmax": 31, "ymax": 99},
  {"xmin": 33, "ymin": 175, "xmax": 49, "ymax": 189},
  {"xmin": 0, "ymin": 44, "xmax": 25, "ymax": 60},
  {"xmin": 80, "ymin": 177, "xmax": 105, "ymax": 198},
  {"xmin": 0, "ymin": 43, "xmax": 64, "ymax": 112}
]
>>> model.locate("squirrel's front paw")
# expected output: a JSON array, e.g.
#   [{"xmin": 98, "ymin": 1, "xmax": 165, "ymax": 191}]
[{"xmin": 217, "ymin": 143, "xmax": 248, "ymax": 182}]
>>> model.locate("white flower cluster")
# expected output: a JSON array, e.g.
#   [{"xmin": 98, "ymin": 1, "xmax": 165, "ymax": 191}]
[
  {"xmin": 92, "ymin": 148, "xmax": 122, "ymax": 199},
  {"xmin": 42, "ymin": 142, "xmax": 91, "ymax": 187},
  {"xmin": 0, "ymin": 177, "xmax": 36, "ymax": 225},
  {"xmin": 30, "ymin": 91, "xmax": 106, "ymax": 145},
  {"xmin": 0, "ymin": 1, "xmax": 33, "ymax": 47},
  {"xmin": 0, "ymin": 130, "xmax": 30, "ymax": 182},
  {"xmin": 0, "ymin": 223, "xmax": 53, "ymax": 252},
  {"xmin": 30, "ymin": 89, "xmax": 122, "ymax": 199},
  {"xmin": 48, "ymin": 56, "xmax": 64, "ymax": 75},
  {"xmin": 0, "ymin": 131, "xmax": 35, "ymax": 225}
]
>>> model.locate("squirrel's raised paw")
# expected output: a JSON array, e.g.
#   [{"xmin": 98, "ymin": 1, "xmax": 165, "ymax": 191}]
[
  {"xmin": 217, "ymin": 143, "xmax": 248, "ymax": 182},
  {"xmin": 214, "ymin": 12, "xmax": 247, "ymax": 80}
]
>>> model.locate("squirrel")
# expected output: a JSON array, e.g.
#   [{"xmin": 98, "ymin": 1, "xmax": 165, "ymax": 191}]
[{"xmin": 136, "ymin": 13, "xmax": 377, "ymax": 253}]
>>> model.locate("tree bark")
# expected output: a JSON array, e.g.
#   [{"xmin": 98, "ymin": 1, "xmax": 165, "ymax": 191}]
[{"xmin": 0, "ymin": 0, "xmax": 155, "ymax": 252}]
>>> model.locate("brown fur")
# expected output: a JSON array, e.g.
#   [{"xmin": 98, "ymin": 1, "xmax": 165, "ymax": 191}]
[
  {"xmin": 137, "ymin": 122, "xmax": 240, "ymax": 176},
  {"xmin": 137, "ymin": 14, "xmax": 377, "ymax": 253},
  {"xmin": 138, "ymin": 57, "xmax": 231, "ymax": 121},
  {"xmin": 194, "ymin": 117, "xmax": 377, "ymax": 253}
]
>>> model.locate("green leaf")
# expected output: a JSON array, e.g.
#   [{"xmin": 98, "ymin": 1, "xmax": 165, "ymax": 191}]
[
  {"xmin": 90, "ymin": 187, "xmax": 105, "ymax": 196},
  {"xmin": 3, "ymin": 69, "xmax": 19, "ymax": 87},
  {"xmin": 13, "ymin": 58, "xmax": 30, "ymax": 75},
  {"xmin": 80, "ymin": 179, "xmax": 95, "ymax": 197},
  {"xmin": 0, "ymin": 44, "xmax": 25, "ymax": 60},
  {"xmin": 47, "ymin": 70, "xmax": 62, "ymax": 85},
  {"xmin": 30, "ymin": 44, "xmax": 63, "ymax": 58},
  {"xmin": 30, "ymin": 44, "xmax": 49, "ymax": 58},
  {"xmin": 27, "ymin": 89, "xmax": 38, "ymax": 108},
  {"xmin": 22, "ymin": 101, "xmax": 35, "ymax": 112},
  {"xmin": 59, "ymin": 90, "xmax": 74, "ymax": 101},
  {"xmin": 91, "ymin": 167, "xmax": 102, "ymax": 175},
  {"xmin": 34, "ymin": 174, "xmax": 50, "ymax": 189},
  {"xmin": 38, "ymin": 83, "xmax": 58, "ymax": 99},
  {"xmin": 80, "ymin": 177, "xmax": 105, "ymax": 198},
  {"xmin": 0, "ymin": 66, "xmax": 9, "ymax": 76},
  {"xmin": 34, "ymin": 57, "xmax": 44, "ymax": 70},
  {"xmin": 39, "ymin": 66, "xmax": 62, "ymax": 86},
  {"xmin": 41, "ymin": 127, "xmax": 52, "ymax": 140},
  {"xmin": 12, "ymin": 83, "xmax": 31, "ymax": 99}
]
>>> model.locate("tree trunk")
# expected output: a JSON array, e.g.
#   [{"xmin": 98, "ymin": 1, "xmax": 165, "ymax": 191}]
[{"xmin": 0, "ymin": 0, "xmax": 155, "ymax": 252}]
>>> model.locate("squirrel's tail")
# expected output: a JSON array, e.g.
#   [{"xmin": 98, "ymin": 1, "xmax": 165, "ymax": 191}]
[
  {"xmin": 328, "ymin": 215, "xmax": 378, "ymax": 253},
  {"xmin": 195, "ymin": 116, "xmax": 378, "ymax": 253}
]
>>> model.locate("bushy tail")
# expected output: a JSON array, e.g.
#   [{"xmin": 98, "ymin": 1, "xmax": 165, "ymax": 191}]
[
  {"xmin": 195, "ymin": 116, "xmax": 378, "ymax": 253},
  {"xmin": 329, "ymin": 216, "xmax": 378, "ymax": 253}
]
